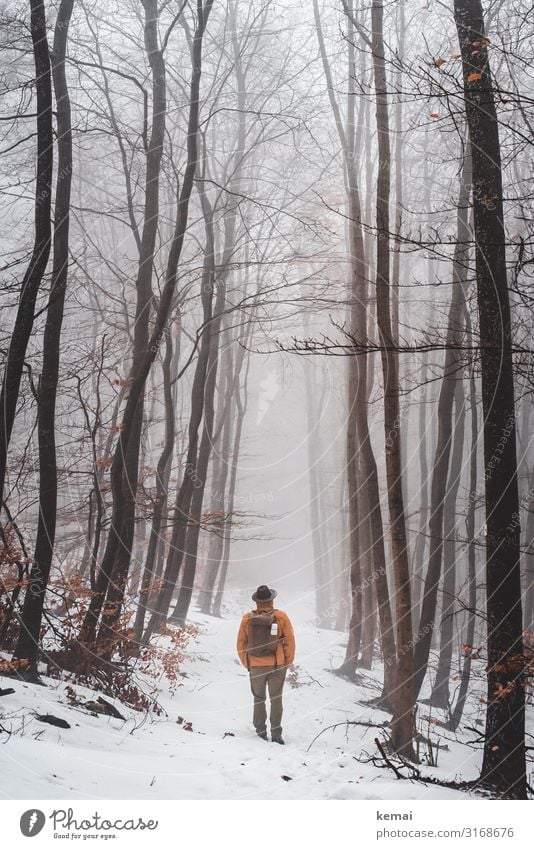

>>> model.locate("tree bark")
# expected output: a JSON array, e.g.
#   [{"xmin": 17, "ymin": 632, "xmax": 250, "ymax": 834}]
[
  {"xmin": 315, "ymin": 0, "xmax": 396, "ymax": 693},
  {"xmin": 0, "ymin": 0, "xmax": 54, "ymax": 506},
  {"xmin": 370, "ymin": 0, "xmax": 416, "ymax": 759},
  {"xmin": 143, "ymin": 236, "xmax": 216, "ymax": 639},
  {"xmin": 170, "ymin": 232, "xmax": 226, "ymax": 625},
  {"xmin": 80, "ymin": 0, "xmax": 214, "ymax": 650},
  {"xmin": 12, "ymin": 0, "xmax": 74, "ymax": 676},
  {"xmin": 447, "ymin": 346, "xmax": 478, "ymax": 731},
  {"xmin": 430, "ymin": 378, "xmax": 466, "ymax": 708},
  {"xmin": 79, "ymin": 0, "xmax": 167, "ymax": 646},
  {"xmin": 303, "ymin": 353, "xmax": 332, "ymax": 629},
  {"xmin": 359, "ymin": 498, "xmax": 377, "ymax": 669},
  {"xmin": 197, "ymin": 346, "xmax": 233, "ymax": 615},
  {"xmin": 133, "ymin": 321, "xmax": 179, "ymax": 642},
  {"xmin": 454, "ymin": 0, "xmax": 526, "ymax": 799},
  {"xmin": 211, "ymin": 360, "xmax": 249, "ymax": 618},
  {"xmin": 413, "ymin": 150, "xmax": 472, "ymax": 699}
]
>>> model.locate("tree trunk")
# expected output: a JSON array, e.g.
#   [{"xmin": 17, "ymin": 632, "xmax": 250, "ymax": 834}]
[
  {"xmin": 314, "ymin": 0, "xmax": 396, "ymax": 692},
  {"xmin": 523, "ymin": 496, "xmax": 534, "ymax": 631},
  {"xmin": 370, "ymin": 0, "xmax": 416, "ymax": 759},
  {"xmin": 170, "ymin": 243, "xmax": 226, "ymax": 625},
  {"xmin": 454, "ymin": 0, "xmax": 526, "ymax": 799},
  {"xmin": 197, "ymin": 345, "xmax": 234, "ymax": 614},
  {"xmin": 303, "ymin": 353, "xmax": 331, "ymax": 628},
  {"xmin": 199, "ymin": 292, "xmax": 255, "ymax": 616},
  {"xmin": 143, "ymin": 240, "xmax": 216, "ymax": 639},
  {"xmin": 79, "ymin": 0, "xmax": 167, "ymax": 647},
  {"xmin": 413, "ymin": 354, "xmax": 430, "ymax": 618},
  {"xmin": 134, "ymin": 321, "xmax": 179, "ymax": 642},
  {"xmin": 81, "ymin": 0, "xmax": 214, "ymax": 650},
  {"xmin": 0, "ymin": 0, "xmax": 54, "ymax": 506},
  {"xmin": 413, "ymin": 150, "xmax": 472, "ymax": 699},
  {"xmin": 339, "ymin": 414, "xmax": 363, "ymax": 676},
  {"xmin": 447, "ymin": 350, "xmax": 478, "ymax": 731},
  {"xmin": 12, "ymin": 0, "xmax": 74, "ymax": 676},
  {"xmin": 359, "ymin": 500, "xmax": 377, "ymax": 669},
  {"xmin": 211, "ymin": 352, "xmax": 251, "ymax": 617},
  {"xmin": 430, "ymin": 378, "xmax": 465, "ymax": 708}
]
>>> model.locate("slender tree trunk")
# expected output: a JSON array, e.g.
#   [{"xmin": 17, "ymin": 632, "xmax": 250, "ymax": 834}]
[
  {"xmin": 211, "ymin": 377, "xmax": 247, "ymax": 618},
  {"xmin": 197, "ymin": 375, "xmax": 233, "ymax": 614},
  {"xmin": 170, "ymin": 246, "xmax": 226, "ymax": 625},
  {"xmin": 77, "ymin": 335, "xmax": 107, "ymax": 588},
  {"xmin": 390, "ymin": 0, "xmax": 405, "ymax": 344},
  {"xmin": 143, "ymin": 244, "xmax": 216, "ymax": 639},
  {"xmin": 523, "ymin": 497, "xmax": 534, "ymax": 630},
  {"xmin": 334, "ymin": 478, "xmax": 350, "ymax": 632},
  {"xmin": 369, "ymin": 0, "xmax": 416, "ymax": 759},
  {"xmin": 412, "ymin": 135, "xmax": 436, "ymax": 618},
  {"xmin": 447, "ymin": 353, "xmax": 478, "ymax": 731},
  {"xmin": 413, "ymin": 151, "xmax": 472, "ymax": 699},
  {"xmin": 81, "ymin": 0, "xmax": 214, "ymax": 650},
  {"xmin": 430, "ymin": 378, "xmax": 466, "ymax": 707},
  {"xmin": 199, "ymin": 304, "xmax": 254, "ymax": 615},
  {"xmin": 360, "ymin": 500, "xmax": 377, "ymax": 669},
  {"xmin": 134, "ymin": 321, "xmax": 179, "ymax": 641},
  {"xmin": 79, "ymin": 0, "xmax": 167, "ymax": 646},
  {"xmin": 303, "ymin": 354, "xmax": 331, "ymax": 628},
  {"xmin": 314, "ymin": 0, "xmax": 396, "ymax": 690},
  {"xmin": 0, "ymin": 0, "xmax": 53, "ymax": 506},
  {"xmin": 339, "ymin": 417, "xmax": 363, "ymax": 676},
  {"xmin": 12, "ymin": 0, "xmax": 74, "ymax": 676},
  {"xmin": 413, "ymin": 355, "xmax": 429, "ymax": 617},
  {"xmin": 454, "ymin": 0, "xmax": 526, "ymax": 799}
]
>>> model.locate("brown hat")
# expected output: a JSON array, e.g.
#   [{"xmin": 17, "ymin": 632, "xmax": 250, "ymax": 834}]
[{"xmin": 252, "ymin": 584, "xmax": 277, "ymax": 602}]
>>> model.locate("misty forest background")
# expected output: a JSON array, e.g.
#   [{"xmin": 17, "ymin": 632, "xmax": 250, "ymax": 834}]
[{"xmin": 1, "ymin": 0, "xmax": 533, "ymax": 799}]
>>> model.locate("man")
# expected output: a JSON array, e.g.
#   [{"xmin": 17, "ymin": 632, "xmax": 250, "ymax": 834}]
[{"xmin": 237, "ymin": 584, "xmax": 295, "ymax": 744}]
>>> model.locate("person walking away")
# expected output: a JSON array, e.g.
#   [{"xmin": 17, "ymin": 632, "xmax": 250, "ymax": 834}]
[{"xmin": 236, "ymin": 585, "xmax": 295, "ymax": 744}]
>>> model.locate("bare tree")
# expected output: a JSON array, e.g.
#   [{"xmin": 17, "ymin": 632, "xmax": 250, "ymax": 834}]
[
  {"xmin": 0, "ymin": 0, "xmax": 53, "ymax": 507},
  {"xmin": 369, "ymin": 0, "xmax": 416, "ymax": 760},
  {"xmin": 413, "ymin": 149, "xmax": 472, "ymax": 700},
  {"xmin": 454, "ymin": 0, "xmax": 526, "ymax": 799},
  {"xmin": 13, "ymin": 0, "xmax": 75, "ymax": 677}
]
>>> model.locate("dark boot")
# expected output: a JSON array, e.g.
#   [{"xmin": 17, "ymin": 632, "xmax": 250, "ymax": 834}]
[
  {"xmin": 271, "ymin": 735, "xmax": 285, "ymax": 744},
  {"xmin": 257, "ymin": 731, "xmax": 268, "ymax": 740}
]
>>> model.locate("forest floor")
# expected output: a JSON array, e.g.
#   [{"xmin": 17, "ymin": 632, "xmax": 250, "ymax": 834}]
[{"xmin": 0, "ymin": 600, "xmax": 498, "ymax": 800}]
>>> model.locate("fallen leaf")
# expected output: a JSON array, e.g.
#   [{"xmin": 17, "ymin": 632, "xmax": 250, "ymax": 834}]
[
  {"xmin": 429, "ymin": 113, "xmax": 440, "ymax": 119},
  {"xmin": 467, "ymin": 72, "xmax": 482, "ymax": 82},
  {"xmin": 281, "ymin": 775, "xmax": 293, "ymax": 781},
  {"xmin": 434, "ymin": 58, "xmax": 446, "ymax": 68}
]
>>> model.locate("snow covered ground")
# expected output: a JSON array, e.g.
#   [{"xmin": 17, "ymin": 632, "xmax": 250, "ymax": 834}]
[{"xmin": 0, "ymin": 604, "xmax": 494, "ymax": 800}]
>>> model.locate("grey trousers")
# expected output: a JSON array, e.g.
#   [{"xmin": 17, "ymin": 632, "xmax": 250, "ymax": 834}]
[{"xmin": 249, "ymin": 665, "xmax": 287, "ymax": 736}]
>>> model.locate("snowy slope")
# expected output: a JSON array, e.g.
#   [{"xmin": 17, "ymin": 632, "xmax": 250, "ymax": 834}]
[{"xmin": 0, "ymin": 609, "xmax": 489, "ymax": 800}]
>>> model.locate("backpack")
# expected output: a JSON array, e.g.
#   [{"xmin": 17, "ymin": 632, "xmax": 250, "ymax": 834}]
[{"xmin": 247, "ymin": 610, "xmax": 280, "ymax": 663}]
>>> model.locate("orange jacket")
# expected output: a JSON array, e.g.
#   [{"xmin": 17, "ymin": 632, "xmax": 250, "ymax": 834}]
[{"xmin": 237, "ymin": 600, "xmax": 295, "ymax": 668}]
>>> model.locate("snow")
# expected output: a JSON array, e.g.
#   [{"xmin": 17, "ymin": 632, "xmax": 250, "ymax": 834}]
[{"xmin": 0, "ymin": 605, "xmax": 493, "ymax": 800}]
